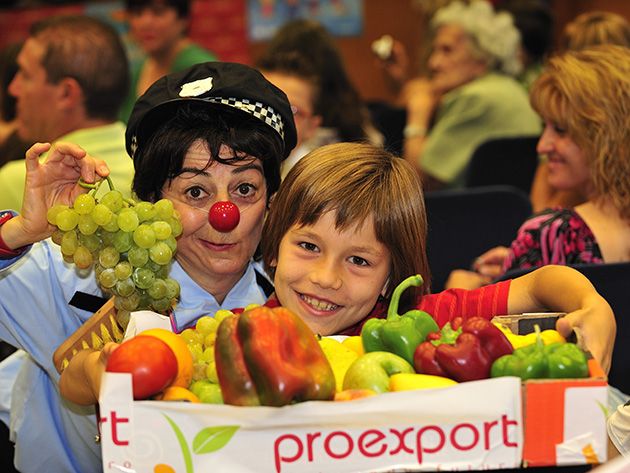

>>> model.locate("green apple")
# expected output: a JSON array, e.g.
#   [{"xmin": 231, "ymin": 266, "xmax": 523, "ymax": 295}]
[
  {"xmin": 342, "ymin": 351, "xmax": 414, "ymax": 393},
  {"xmin": 190, "ymin": 379, "xmax": 224, "ymax": 404}
]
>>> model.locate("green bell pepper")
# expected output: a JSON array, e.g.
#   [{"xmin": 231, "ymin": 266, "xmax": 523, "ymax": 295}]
[
  {"xmin": 491, "ymin": 325, "xmax": 589, "ymax": 380},
  {"xmin": 361, "ymin": 275, "xmax": 439, "ymax": 365}
]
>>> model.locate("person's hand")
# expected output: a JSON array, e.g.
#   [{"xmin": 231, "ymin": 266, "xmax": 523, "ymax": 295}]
[
  {"xmin": 445, "ymin": 269, "xmax": 491, "ymax": 289},
  {"xmin": 472, "ymin": 246, "xmax": 510, "ymax": 280},
  {"xmin": 556, "ymin": 298, "xmax": 615, "ymax": 374},
  {"xmin": 373, "ymin": 37, "xmax": 410, "ymax": 96},
  {"xmin": 86, "ymin": 342, "xmax": 119, "ymax": 401},
  {"xmin": 59, "ymin": 342, "xmax": 119, "ymax": 406},
  {"xmin": 401, "ymin": 78, "xmax": 439, "ymax": 114},
  {"xmin": 7, "ymin": 142, "xmax": 110, "ymax": 247}
]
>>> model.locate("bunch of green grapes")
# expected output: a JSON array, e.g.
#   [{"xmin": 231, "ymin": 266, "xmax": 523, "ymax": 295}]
[
  {"xmin": 47, "ymin": 182, "xmax": 183, "ymax": 316},
  {"xmin": 179, "ymin": 310, "xmax": 234, "ymax": 383}
]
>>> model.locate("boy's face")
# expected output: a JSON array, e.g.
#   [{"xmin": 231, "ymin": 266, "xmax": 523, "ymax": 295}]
[{"xmin": 272, "ymin": 210, "xmax": 391, "ymax": 336}]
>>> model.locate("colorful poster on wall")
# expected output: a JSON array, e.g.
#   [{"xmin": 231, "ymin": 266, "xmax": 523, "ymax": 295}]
[{"xmin": 247, "ymin": 0, "xmax": 363, "ymax": 41}]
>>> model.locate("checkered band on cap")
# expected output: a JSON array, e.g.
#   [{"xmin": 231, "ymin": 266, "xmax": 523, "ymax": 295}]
[
  {"xmin": 130, "ymin": 135, "xmax": 138, "ymax": 159},
  {"xmin": 206, "ymin": 97, "xmax": 285, "ymax": 141}
]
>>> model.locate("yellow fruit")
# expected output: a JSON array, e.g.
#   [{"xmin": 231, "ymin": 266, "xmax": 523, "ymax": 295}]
[
  {"xmin": 318, "ymin": 337, "xmax": 359, "ymax": 392},
  {"xmin": 508, "ymin": 332, "xmax": 533, "ymax": 349},
  {"xmin": 205, "ymin": 360, "xmax": 219, "ymax": 383},
  {"xmin": 493, "ymin": 323, "xmax": 565, "ymax": 348},
  {"xmin": 493, "ymin": 322, "xmax": 513, "ymax": 336},
  {"xmin": 389, "ymin": 373, "xmax": 457, "ymax": 391},
  {"xmin": 334, "ymin": 389, "xmax": 377, "ymax": 401},
  {"xmin": 214, "ymin": 309, "xmax": 235, "ymax": 325},
  {"xmin": 342, "ymin": 336, "xmax": 364, "ymax": 356},
  {"xmin": 540, "ymin": 329, "xmax": 566, "ymax": 345},
  {"xmin": 141, "ymin": 328, "xmax": 193, "ymax": 388},
  {"xmin": 155, "ymin": 386, "xmax": 200, "ymax": 403}
]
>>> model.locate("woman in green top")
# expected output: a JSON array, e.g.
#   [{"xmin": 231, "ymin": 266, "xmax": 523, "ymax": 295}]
[
  {"xmin": 120, "ymin": 0, "xmax": 217, "ymax": 122},
  {"xmin": 380, "ymin": 1, "xmax": 541, "ymax": 190}
]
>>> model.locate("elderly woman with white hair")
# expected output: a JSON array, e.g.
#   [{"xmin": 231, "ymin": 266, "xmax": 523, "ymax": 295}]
[{"xmin": 399, "ymin": 0, "xmax": 542, "ymax": 190}]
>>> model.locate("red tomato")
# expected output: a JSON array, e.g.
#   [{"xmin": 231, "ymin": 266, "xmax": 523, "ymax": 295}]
[{"xmin": 106, "ymin": 335, "xmax": 178, "ymax": 399}]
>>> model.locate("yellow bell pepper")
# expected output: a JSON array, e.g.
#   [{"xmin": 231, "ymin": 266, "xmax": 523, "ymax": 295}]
[
  {"xmin": 342, "ymin": 336, "xmax": 364, "ymax": 356},
  {"xmin": 493, "ymin": 322, "xmax": 565, "ymax": 349},
  {"xmin": 389, "ymin": 373, "xmax": 458, "ymax": 391},
  {"xmin": 318, "ymin": 337, "xmax": 359, "ymax": 392}
]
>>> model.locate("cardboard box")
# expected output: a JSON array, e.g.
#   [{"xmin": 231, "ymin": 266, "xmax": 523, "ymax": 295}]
[
  {"xmin": 99, "ymin": 314, "xmax": 608, "ymax": 472},
  {"xmin": 100, "ymin": 373, "xmax": 524, "ymax": 472},
  {"xmin": 493, "ymin": 314, "xmax": 608, "ymax": 467}
]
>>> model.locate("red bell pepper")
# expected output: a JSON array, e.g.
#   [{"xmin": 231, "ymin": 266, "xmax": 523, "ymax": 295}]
[
  {"xmin": 215, "ymin": 306, "xmax": 336, "ymax": 406},
  {"xmin": 414, "ymin": 317, "xmax": 513, "ymax": 382}
]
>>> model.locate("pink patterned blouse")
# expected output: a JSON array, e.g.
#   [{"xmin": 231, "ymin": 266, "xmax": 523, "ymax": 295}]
[{"xmin": 503, "ymin": 207, "xmax": 604, "ymax": 273}]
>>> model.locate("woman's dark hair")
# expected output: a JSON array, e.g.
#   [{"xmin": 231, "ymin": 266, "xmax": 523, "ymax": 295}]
[
  {"xmin": 498, "ymin": 0, "xmax": 554, "ymax": 63},
  {"xmin": 257, "ymin": 19, "xmax": 368, "ymax": 142},
  {"xmin": 132, "ymin": 104, "xmax": 284, "ymax": 203},
  {"xmin": 125, "ymin": 0, "xmax": 190, "ymax": 18}
]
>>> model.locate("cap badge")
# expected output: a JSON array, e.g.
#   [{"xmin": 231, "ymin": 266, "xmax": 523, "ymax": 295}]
[{"xmin": 180, "ymin": 76, "xmax": 214, "ymax": 97}]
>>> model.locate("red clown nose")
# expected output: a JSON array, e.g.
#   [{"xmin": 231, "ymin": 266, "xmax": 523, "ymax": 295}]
[{"xmin": 208, "ymin": 201, "xmax": 240, "ymax": 232}]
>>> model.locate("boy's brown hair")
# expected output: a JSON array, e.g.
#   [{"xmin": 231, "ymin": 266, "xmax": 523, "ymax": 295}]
[{"xmin": 262, "ymin": 142, "xmax": 431, "ymax": 309}]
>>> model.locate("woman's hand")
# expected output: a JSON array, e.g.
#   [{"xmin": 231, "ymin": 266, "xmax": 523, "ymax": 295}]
[
  {"xmin": 59, "ymin": 342, "xmax": 119, "ymax": 406},
  {"xmin": 374, "ymin": 38, "xmax": 411, "ymax": 97},
  {"xmin": 85, "ymin": 342, "xmax": 119, "ymax": 402},
  {"xmin": 2, "ymin": 142, "xmax": 110, "ymax": 248},
  {"xmin": 472, "ymin": 246, "xmax": 510, "ymax": 279},
  {"xmin": 445, "ymin": 269, "xmax": 490, "ymax": 289},
  {"xmin": 401, "ymin": 78, "xmax": 439, "ymax": 120}
]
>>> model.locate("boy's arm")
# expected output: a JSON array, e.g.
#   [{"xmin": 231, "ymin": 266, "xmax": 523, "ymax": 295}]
[
  {"xmin": 59, "ymin": 343, "xmax": 118, "ymax": 405},
  {"xmin": 507, "ymin": 265, "xmax": 616, "ymax": 373}
]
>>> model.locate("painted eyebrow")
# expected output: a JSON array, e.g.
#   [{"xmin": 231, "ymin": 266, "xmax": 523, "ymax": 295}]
[{"xmin": 178, "ymin": 162, "xmax": 264, "ymax": 176}]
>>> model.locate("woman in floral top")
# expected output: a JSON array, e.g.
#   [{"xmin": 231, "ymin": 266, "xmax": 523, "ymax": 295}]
[
  {"xmin": 503, "ymin": 208, "xmax": 604, "ymax": 271},
  {"xmin": 447, "ymin": 45, "xmax": 630, "ymax": 288}
]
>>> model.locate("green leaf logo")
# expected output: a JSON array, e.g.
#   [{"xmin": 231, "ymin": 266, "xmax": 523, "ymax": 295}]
[
  {"xmin": 162, "ymin": 414, "xmax": 241, "ymax": 473},
  {"xmin": 192, "ymin": 425, "xmax": 240, "ymax": 454}
]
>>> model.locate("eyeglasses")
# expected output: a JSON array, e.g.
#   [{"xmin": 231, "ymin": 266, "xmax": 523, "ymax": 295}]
[{"xmin": 291, "ymin": 104, "xmax": 313, "ymax": 120}]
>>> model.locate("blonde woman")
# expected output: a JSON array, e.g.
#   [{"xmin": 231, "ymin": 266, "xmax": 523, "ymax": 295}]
[
  {"xmin": 530, "ymin": 10, "xmax": 630, "ymax": 211},
  {"xmin": 560, "ymin": 10, "xmax": 630, "ymax": 52},
  {"xmin": 448, "ymin": 45, "xmax": 630, "ymax": 286}
]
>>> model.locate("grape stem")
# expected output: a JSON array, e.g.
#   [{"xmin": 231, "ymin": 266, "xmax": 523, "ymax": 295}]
[
  {"xmin": 78, "ymin": 176, "xmax": 114, "ymax": 194},
  {"xmin": 78, "ymin": 177, "xmax": 136, "ymax": 207}
]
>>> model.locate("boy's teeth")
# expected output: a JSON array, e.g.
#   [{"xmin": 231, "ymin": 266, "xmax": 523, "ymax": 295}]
[{"xmin": 302, "ymin": 294, "xmax": 338, "ymax": 311}]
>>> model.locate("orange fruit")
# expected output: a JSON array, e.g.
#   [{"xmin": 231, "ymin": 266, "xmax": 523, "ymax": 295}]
[
  {"xmin": 141, "ymin": 328, "xmax": 193, "ymax": 388},
  {"xmin": 334, "ymin": 389, "xmax": 377, "ymax": 401},
  {"xmin": 155, "ymin": 386, "xmax": 200, "ymax": 403}
]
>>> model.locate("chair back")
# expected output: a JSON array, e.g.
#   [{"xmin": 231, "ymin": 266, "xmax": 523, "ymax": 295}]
[
  {"xmin": 465, "ymin": 136, "xmax": 540, "ymax": 194},
  {"xmin": 366, "ymin": 100, "xmax": 406, "ymax": 156},
  {"xmin": 502, "ymin": 262, "xmax": 630, "ymax": 395},
  {"xmin": 424, "ymin": 185, "xmax": 532, "ymax": 293}
]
